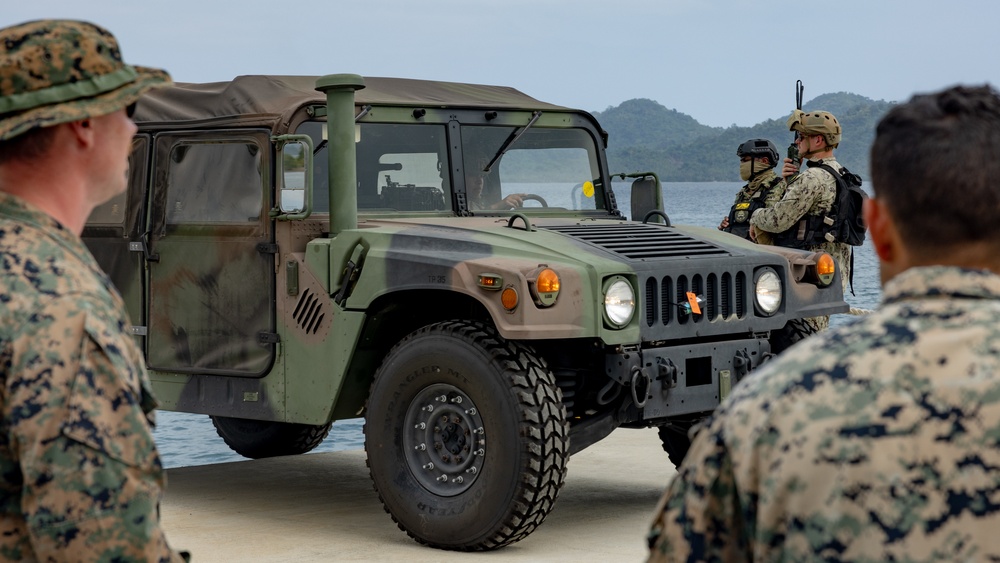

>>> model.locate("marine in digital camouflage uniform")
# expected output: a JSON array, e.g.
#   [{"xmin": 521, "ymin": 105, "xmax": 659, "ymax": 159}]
[
  {"xmin": 750, "ymin": 111, "xmax": 851, "ymax": 331},
  {"xmin": 719, "ymin": 139, "xmax": 785, "ymax": 245},
  {"xmin": 647, "ymin": 85, "xmax": 1000, "ymax": 562},
  {"xmin": 0, "ymin": 20, "xmax": 187, "ymax": 561}
]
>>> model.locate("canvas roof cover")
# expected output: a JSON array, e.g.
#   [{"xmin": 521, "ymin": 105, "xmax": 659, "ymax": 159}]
[{"xmin": 133, "ymin": 75, "xmax": 576, "ymax": 129}]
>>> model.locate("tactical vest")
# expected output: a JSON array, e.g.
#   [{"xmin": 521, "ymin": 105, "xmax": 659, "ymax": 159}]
[
  {"xmin": 773, "ymin": 162, "xmax": 861, "ymax": 249},
  {"xmin": 724, "ymin": 176, "xmax": 783, "ymax": 240}
]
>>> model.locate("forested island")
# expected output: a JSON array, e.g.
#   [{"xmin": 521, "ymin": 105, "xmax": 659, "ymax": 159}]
[{"xmin": 593, "ymin": 92, "xmax": 895, "ymax": 182}]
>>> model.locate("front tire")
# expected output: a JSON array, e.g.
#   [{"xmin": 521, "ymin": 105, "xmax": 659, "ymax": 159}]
[
  {"xmin": 211, "ymin": 416, "xmax": 332, "ymax": 459},
  {"xmin": 364, "ymin": 320, "xmax": 569, "ymax": 550},
  {"xmin": 656, "ymin": 418, "xmax": 703, "ymax": 468},
  {"xmin": 769, "ymin": 318, "xmax": 818, "ymax": 355}
]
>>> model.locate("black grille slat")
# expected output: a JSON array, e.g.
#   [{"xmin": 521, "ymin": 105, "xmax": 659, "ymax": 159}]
[
  {"xmin": 661, "ymin": 277, "xmax": 673, "ymax": 325},
  {"xmin": 722, "ymin": 272, "xmax": 732, "ymax": 318},
  {"xmin": 736, "ymin": 271, "xmax": 747, "ymax": 317},
  {"xmin": 676, "ymin": 276, "xmax": 689, "ymax": 325},
  {"xmin": 692, "ymin": 275, "xmax": 704, "ymax": 323},
  {"xmin": 707, "ymin": 274, "xmax": 717, "ymax": 320},
  {"xmin": 645, "ymin": 278, "xmax": 657, "ymax": 325}
]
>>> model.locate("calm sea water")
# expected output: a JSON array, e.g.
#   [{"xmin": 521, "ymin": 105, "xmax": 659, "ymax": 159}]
[{"xmin": 153, "ymin": 181, "xmax": 881, "ymax": 468}]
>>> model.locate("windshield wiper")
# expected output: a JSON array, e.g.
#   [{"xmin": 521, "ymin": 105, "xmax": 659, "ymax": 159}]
[{"xmin": 483, "ymin": 111, "xmax": 542, "ymax": 172}]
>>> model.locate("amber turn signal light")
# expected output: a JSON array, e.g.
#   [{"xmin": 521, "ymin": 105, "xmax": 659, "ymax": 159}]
[
  {"xmin": 501, "ymin": 287, "xmax": 519, "ymax": 311},
  {"xmin": 815, "ymin": 253, "xmax": 836, "ymax": 287},
  {"xmin": 529, "ymin": 266, "xmax": 560, "ymax": 307}
]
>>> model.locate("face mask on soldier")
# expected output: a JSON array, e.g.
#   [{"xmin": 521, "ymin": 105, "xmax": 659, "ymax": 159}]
[{"xmin": 739, "ymin": 159, "xmax": 767, "ymax": 181}]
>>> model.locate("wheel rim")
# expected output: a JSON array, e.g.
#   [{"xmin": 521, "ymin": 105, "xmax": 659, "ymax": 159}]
[{"xmin": 403, "ymin": 383, "xmax": 486, "ymax": 496}]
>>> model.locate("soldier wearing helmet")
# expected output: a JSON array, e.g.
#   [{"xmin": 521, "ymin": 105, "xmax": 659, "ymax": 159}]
[
  {"xmin": 718, "ymin": 139, "xmax": 785, "ymax": 243},
  {"xmin": 0, "ymin": 20, "xmax": 187, "ymax": 561},
  {"xmin": 749, "ymin": 109, "xmax": 851, "ymax": 331}
]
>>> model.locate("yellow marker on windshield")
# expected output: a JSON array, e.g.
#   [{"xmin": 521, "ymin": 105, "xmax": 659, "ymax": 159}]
[{"xmin": 582, "ymin": 181, "xmax": 595, "ymax": 198}]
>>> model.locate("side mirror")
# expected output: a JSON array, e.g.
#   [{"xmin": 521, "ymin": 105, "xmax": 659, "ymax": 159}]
[
  {"xmin": 629, "ymin": 173, "xmax": 664, "ymax": 224},
  {"xmin": 271, "ymin": 134, "xmax": 314, "ymax": 221}
]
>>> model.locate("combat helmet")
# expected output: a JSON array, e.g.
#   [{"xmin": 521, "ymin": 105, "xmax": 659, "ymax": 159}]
[
  {"xmin": 786, "ymin": 109, "xmax": 841, "ymax": 148},
  {"xmin": 736, "ymin": 138, "xmax": 779, "ymax": 167}
]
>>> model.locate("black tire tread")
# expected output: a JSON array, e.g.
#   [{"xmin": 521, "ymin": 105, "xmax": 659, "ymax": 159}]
[
  {"xmin": 212, "ymin": 416, "xmax": 332, "ymax": 459},
  {"xmin": 657, "ymin": 422, "xmax": 693, "ymax": 468},
  {"xmin": 769, "ymin": 318, "xmax": 818, "ymax": 355}
]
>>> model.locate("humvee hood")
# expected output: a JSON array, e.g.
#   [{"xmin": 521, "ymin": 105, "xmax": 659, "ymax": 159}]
[{"xmin": 363, "ymin": 217, "xmax": 744, "ymax": 268}]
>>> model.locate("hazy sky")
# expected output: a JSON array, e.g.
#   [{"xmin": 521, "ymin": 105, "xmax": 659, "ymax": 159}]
[{"xmin": 6, "ymin": 1, "xmax": 997, "ymax": 128}]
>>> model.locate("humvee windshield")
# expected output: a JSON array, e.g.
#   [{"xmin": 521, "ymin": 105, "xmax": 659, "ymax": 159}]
[{"xmin": 294, "ymin": 121, "xmax": 607, "ymax": 214}]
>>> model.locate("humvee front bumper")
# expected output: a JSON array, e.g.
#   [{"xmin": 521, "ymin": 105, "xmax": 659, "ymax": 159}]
[{"xmin": 605, "ymin": 336, "xmax": 770, "ymax": 418}]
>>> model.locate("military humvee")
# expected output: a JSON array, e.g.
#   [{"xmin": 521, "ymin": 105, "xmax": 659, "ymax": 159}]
[{"xmin": 83, "ymin": 74, "xmax": 846, "ymax": 551}]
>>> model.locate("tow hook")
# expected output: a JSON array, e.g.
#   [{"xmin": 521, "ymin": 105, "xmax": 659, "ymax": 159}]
[
  {"xmin": 656, "ymin": 357, "xmax": 678, "ymax": 393},
  {"xmin": 733, "ymin": 349, "xmax": 752, "ymax": 382},
  {"xmin": 630, "ymin": 366, "xmax": 651, "ymax": 408}
]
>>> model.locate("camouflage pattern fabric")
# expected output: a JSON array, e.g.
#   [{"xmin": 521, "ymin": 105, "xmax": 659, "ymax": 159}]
[
  {"xmin": 750, "ymin": 157, "xmax": 852, "ymax": 330},
  {"xmin": 647, "ymin": 266, "xmax": 1000, "ymax": 562},
  {"xmin": 725, "ymin": 168, "xmax": 784, "ymax": 245},
  {"xmin": 0, "ymin": 193, "xmax": 186, "ymax": 561},
  {"xmin": 0, "ymin": 19, "xmax": 170, "ymax": 141}
]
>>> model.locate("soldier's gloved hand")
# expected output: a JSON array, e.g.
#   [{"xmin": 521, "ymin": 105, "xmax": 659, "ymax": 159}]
[{"xmin": 719, "ymin": 216, "xmax": 729, "ymax": 230}]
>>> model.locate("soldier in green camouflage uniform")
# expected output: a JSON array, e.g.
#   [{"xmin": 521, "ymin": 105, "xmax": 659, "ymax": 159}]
[
  {"xmin": 719, "ymin": 139, "xmax": 785, "ymax": 245},
  {"xmin": 0, "ymin": 20, "xmax": 187, "ymax": 561},
  {"xmin": 749, "ymin": 110, "xmax": 851, "ymax": 331},
  {"xmin": 647, "ymin": 84, "xmax": 1000, "ymax": 562}
]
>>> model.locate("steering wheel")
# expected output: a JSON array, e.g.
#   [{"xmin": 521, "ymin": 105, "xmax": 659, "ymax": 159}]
[{"xmin": 519, "ymin": 194, "xmax": 548, "ymax": 208}]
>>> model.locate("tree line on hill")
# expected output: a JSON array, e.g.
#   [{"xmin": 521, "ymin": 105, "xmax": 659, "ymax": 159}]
[{"xmin": 592, "ymin": 92, "xmax": 895, "ymax": 182}]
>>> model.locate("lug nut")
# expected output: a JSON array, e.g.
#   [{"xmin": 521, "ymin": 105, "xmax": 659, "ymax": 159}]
[
  {"xmin": 414, "ymin": 443, "xmax": 426, "ymax": 451},
  {"xmin": 436, "ymin": 474, "xmax": 448, "ymax": 482},
  {"xmin": 423, "ymin": 462, "xmax": 435, "ymax": 470},
  {"xmin": 414, "ymin": 422, "xmax": 426, "ymax": 430}
]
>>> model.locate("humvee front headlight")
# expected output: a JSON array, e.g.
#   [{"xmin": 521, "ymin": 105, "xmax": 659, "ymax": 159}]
[
  {"xmin": 754, "ymin": 269, "xmax": 782, "ymax": 316},
  {"xmin": 604, "ymin": 278, "xmax": 635, "ymax": 327}
]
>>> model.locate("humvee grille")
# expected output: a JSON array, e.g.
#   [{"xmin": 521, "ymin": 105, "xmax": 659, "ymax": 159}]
[
  {"xmin": 542, "ymin": 224, "xmax": 728, "ymax": 260},
  {"xmin": 644, "ymin": 271, "xmax": 747, "ymax": 326}
]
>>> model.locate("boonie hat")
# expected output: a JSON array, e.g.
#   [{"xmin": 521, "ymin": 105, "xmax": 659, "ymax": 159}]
[{"xmin": 0, "ymin": 19, "xmax": 171, "ymax": 141}]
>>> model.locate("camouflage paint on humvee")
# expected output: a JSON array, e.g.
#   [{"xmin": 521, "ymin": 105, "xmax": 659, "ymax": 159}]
[{"xmin": 82, "ymin": 74, "xmax": 847, "ymax": 551}]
